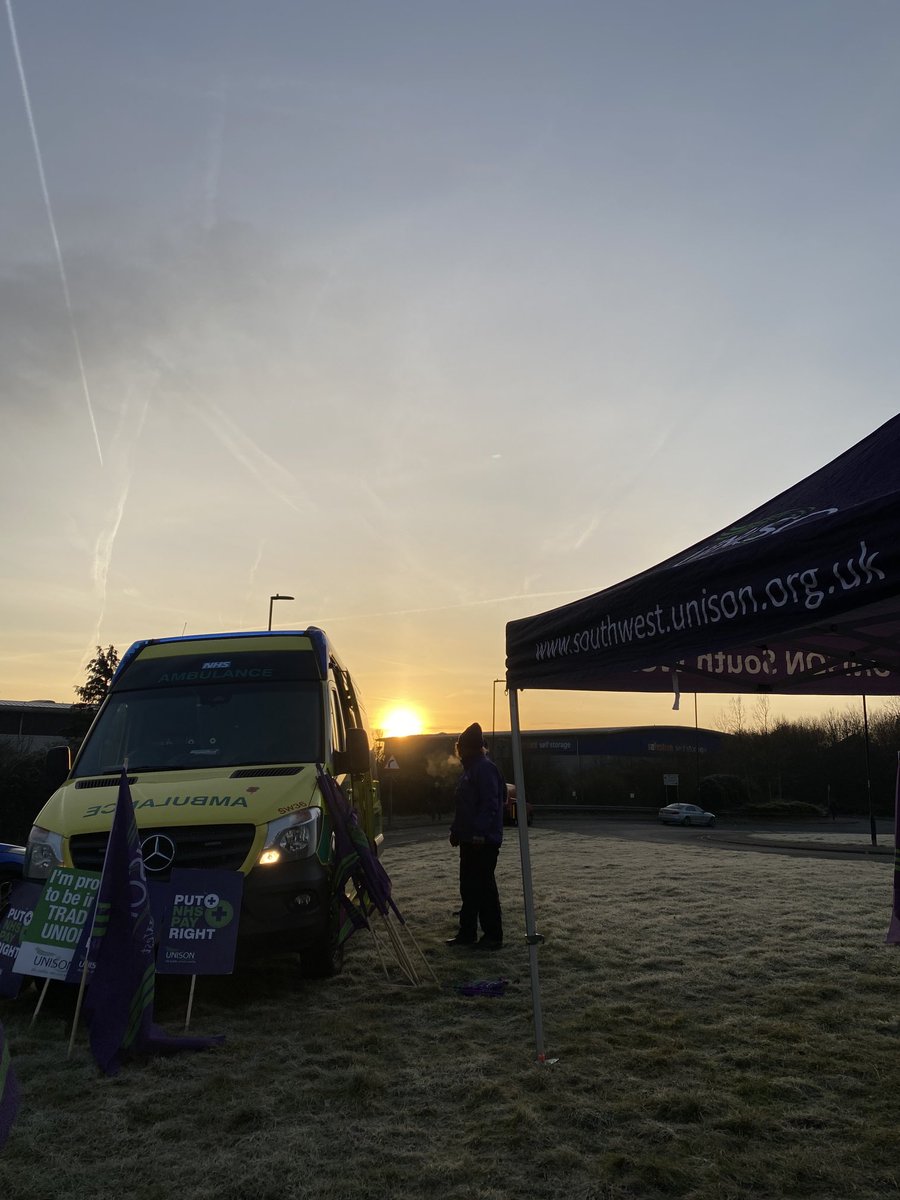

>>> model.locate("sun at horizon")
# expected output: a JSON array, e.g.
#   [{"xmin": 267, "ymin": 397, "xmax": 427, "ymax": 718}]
[{"xmin": 379, "ymin": 706, "xmax": 425, "ymax": 738}]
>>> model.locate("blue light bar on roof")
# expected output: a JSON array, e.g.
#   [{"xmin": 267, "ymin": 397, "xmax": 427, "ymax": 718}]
[{"xmin": 112, "ymin": 628, "xmax": 330, "ymax": 685}]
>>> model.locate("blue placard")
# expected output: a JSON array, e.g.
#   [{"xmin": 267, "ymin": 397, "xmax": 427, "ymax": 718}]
[
  {"xmin": 155, "ymin": 869, "xmax": 243, "ymax": 976},
  {"xmin": 0, "ymin": 883, "xmax": 44, "ymax": 998}
]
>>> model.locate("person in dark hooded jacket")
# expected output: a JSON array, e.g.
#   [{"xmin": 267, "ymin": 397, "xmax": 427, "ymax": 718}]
[{"xmin": 446, "ymin": 722, "xmax": 505, "ymax": 950}]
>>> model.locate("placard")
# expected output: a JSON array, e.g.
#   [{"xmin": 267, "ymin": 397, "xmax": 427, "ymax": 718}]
[
  {"xmin": 0, "ymin": 883, "xmax": 43, "ymax": 998},
  {"xmin": 155, "ymin": 869, "xmax": 243, "ymax": 976},
  {"xmin": 14, "ymin": 868, "xmax": 101, "ymax": 980}
]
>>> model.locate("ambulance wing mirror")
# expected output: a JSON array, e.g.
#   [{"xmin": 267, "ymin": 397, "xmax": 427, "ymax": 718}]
[
  {"xmin": 44, "ymin": 744, "xmax": 72, "ymax": 791},
  {"xmin": 334, "ymin": 726, "xmax": 370, "ymax": 776}
]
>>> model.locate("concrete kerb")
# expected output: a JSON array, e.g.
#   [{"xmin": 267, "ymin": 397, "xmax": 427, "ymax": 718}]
[{"xmin": 707, "ymin": 831, "xmax": 893, "ymax": 857}]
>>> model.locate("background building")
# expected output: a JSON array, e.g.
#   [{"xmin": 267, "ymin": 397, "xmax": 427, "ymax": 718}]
[
  {"xmin": 0, "ymin": 700, "xmax": 76, "ymax": 752},
  {"xmin": 378, "ymin": 726, "xmax": 729, "ymax": 819}
]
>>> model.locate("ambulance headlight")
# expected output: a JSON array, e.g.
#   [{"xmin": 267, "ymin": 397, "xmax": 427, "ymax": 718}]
[
  {"xmin": 24, "ymin": 826, "xmax": 64, "ymax": 880},
  {"xmin": 259, "ymin": 808, "xmax": 320, "ymax": 864}
]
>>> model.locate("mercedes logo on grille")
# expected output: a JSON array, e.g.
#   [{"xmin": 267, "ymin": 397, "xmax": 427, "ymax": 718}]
[{"xmin": 141, "ymin": 833, "xmax": 176, "ymax": 873}]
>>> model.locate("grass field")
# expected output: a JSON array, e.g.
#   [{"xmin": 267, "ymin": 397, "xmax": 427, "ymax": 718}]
[{"xmin": 2, "ymin": 828, "xmax": 899, "ymax": 1200}]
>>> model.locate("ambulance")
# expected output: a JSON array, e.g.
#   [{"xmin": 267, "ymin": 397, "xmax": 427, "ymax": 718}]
[{"xmin": 24, "ymin": 629, "xmax": 381, "ymax": 976}]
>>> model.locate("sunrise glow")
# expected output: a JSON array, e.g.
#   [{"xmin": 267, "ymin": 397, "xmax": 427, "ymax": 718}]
[{"xmin": 379, "ymin": 707, "xmax": 425, "ymax": 738}]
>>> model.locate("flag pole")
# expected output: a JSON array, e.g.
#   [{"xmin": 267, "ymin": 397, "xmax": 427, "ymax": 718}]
[
  {"xmin": 67, "ymin": 882, "xmax": 105, "ymax": 1056},
  {"xmin": 67, "ymin": 781, "xmax": 118, "ymax": 1057},
  {"xmin": 68, "ymin": 760, "xmax": 123, "ymax": 1060}
]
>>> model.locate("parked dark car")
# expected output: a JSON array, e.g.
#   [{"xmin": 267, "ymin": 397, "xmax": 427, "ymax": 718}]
[
  {"xmin": 0, "ymin": 842, "xmax": 26, "ymax": 908},
  {"xmin": 504, "ymin": 784, "xmax": 534, "ymax": 827}
]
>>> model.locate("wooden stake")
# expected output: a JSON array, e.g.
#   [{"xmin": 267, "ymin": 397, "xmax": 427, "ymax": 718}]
[
  {"xmin": 184, "ymin": 975, "xmax": 197, "ymax": 1032},
  {"xmin": 30, "ymin": 978, "xmax": 50, "ymax": 1028},
  {"xmin": 367, "ymin": 917, "xmax": 392, "ymax": 980},
  {"xmin": 67, "ymin": 950, "xmax": 93, "ymax": 1057},
  {"xmin": 382, "ymin": 914, "xmax": 419, "ymax": 984},
  {"xmin": 400, "ymin": 921, "xmax": 439, "ymax": 984}
]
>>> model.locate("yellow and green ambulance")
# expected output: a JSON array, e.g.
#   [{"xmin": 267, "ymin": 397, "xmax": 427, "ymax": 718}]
[{"xmin": 24, "ymin": 629, "xmax": 381, "ymax": 976}]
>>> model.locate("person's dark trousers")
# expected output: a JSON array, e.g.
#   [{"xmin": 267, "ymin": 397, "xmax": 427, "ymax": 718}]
[{"xmin": 458, "ymin": 842, "xmax": 502, "ymax": 941}]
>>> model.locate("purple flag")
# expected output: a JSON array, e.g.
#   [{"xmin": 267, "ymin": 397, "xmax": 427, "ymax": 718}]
[
  {"xmin": 456, "ymin": 978, "xmax": 509, "ymax": 998},
  {"xmin": 317, "ymin": 768, "xmax": 402, "ymax": 943},
  {"xmin": 83, "ymin": 770, "xmax": 224, "ymax": 1075},
  {"xmin": 887, "ymin": 754, "xmax": 900, "ymax": 944},
  {"xmin": 0, "ymin": 1019, "xmax": 21, "ymax": 1151}
]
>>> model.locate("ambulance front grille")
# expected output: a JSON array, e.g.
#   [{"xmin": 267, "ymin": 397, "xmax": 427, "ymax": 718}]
[{"xmin": 68, "ymin": 823, "xmax": 256, "ymax": 879}]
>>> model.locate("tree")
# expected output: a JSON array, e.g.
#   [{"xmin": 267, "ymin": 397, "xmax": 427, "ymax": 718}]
[
  {"xmin": 718, "ymin": 696, "xmax": 746, "ymax": 735},
  {"xmin": 752, "ymin": 696, "xmax": 771, "ymax": 736},
  {"xmin": 74, "ymin": 644, "xmax": 120, "ymax": 709}
]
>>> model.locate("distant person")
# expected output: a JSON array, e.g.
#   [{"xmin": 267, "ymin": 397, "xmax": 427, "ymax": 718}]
[
  {"xmin": 430, "ymin": 780, "xmax": 444, "ymax": 823},
  {"xmin": 446, "ymin": 722, "xmax": 505, "ymax": 950}
]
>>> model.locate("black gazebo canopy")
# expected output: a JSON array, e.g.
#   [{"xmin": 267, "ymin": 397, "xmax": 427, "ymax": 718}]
[{"xmin": 507, "ymin": 415, "xmax": 900, "ymax": 699}]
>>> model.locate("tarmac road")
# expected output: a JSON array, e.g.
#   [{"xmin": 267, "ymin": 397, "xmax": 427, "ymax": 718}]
[
  {"xmin": 533, "ymin": 815, "xmax": 894, "ymax": 862},
  {"xmin": 385, "ymin": 814, "xmax": 894, "ymax": 863}
]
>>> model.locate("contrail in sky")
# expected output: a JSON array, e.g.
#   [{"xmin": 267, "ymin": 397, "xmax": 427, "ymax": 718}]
[
  {"xmin": 189, "ymin": 397, "xmax": 309, "ymax": 515},
  {"xmin": 145, "ymin": 344, "xmax": 311, "ymax": 515},
  {"xmin": 202, "ymin": 76, "xmax": 227, "ymax": 232},
  {"xmin": 319, "ymin": 588, "xmax": 595, "ymax": 623},
  {"xmin": 85, "ymin": 385, "xmax": 150, "ymax": 655},
  {"xmin": 6, "ymin": 0, "xmax": 103, "ymax": 465},
  {"xmin": 573, "ymin": 515, "xmax": 600, "ymax": 551},
  {"xmin": 242, "ymin": 538, "xmax": 266, "ymax": 627},
  {"xmin": 89, "ymin": 475, "xmax": 130, "ymax": 633}
]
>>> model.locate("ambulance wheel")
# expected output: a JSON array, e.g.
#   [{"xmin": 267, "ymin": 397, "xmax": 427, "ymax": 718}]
[
  {"xmin": 303, "ymin": 935, "xmax": 344, "ymax": 979},
  {"xmin": 302, "ymin": 908, "xmax": 345, "ymax": 979}
]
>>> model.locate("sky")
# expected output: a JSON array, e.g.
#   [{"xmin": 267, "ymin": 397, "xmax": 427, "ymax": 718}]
[{"xmin": 2, "ymin": 1, "xmax": 899, "ymax": 738}]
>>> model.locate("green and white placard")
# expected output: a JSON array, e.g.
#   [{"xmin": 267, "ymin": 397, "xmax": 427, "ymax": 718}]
[{"xmin": 14, "ymin": 868, "xmax": 101, "ymax": 980}]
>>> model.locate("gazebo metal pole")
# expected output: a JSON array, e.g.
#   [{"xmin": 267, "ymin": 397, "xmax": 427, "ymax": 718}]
[
  {"xmin": 694, "ymin": 692, "xmax": 701, "ymax": 800},
  {"xmin": 508, "ymin": 685, "xmax": 547, "ymax": 1062},
  {"xmin": 863, "ymin": 695, "xmax": 876, "ymax": 846}
]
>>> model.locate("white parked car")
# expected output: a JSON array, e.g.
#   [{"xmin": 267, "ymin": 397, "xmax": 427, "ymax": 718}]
[{"xmin": 658, "ymin": 803, "xmax": 715, "ymax": 828}]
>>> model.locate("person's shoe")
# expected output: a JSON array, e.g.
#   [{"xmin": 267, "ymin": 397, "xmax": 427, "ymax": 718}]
[
  {"xmin": 475, "ymin": 936, "xmax": 503, "ymax": 951},
  {"xmin": 445, "ymin": 934, "xmax": 476, "ymax": 946}
]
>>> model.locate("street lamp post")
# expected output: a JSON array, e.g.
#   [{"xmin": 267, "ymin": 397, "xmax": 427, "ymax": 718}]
[
  {"xmin": 491, "ymin": 677, "xmax": 505, "ymax": 753},
  {"xmin": 268, "ymin": 594, "xmax": 294, "ymax": 631}
]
